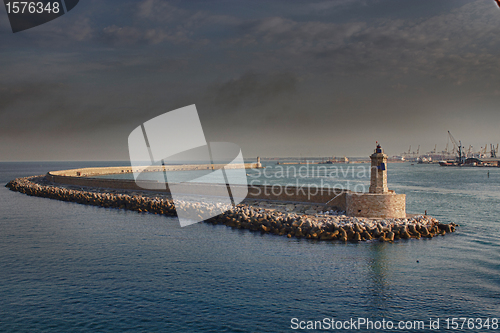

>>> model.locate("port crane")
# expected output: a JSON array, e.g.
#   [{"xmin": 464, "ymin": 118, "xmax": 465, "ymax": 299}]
[
  {"xmin": 467, "ymin": 145, "xmax": 473, "ymax": 157},
  {"xmin": 481, "ymin": 144, "xmax": 488, "ymax": 157},
  {"xmin": 448, "ymin": 131, "xmax": 465, "ymax": 164},
  {"xmin": 441, "ymin": 142, "xmax": 449, "ymax": 155},
  {"xmin": 490, "ymin": 144, "xmax": 498, "ymax": 158}
]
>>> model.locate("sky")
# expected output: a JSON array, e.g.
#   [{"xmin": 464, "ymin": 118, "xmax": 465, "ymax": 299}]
[{"xmin": 1, "ymin": 0, "xmax": 500, "ymax": 161}]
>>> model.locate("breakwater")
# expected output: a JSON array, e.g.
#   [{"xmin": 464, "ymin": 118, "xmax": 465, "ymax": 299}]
[
  {"xmin": 6, "ymin": 176, "xmax": 457, "ymax": 242},
  {"xmin": 46, "ymin": 163, "xmax": 262, "ymax": 178},
  {"xmin": 45, "ymin": 166, "xmax": 349, "ymax": 209}
]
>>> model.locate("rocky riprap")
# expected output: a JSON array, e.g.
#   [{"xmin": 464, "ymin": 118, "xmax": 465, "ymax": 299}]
[{"xmin": 6, "ymin": 176, "xmax": 457, "ymax": 242}]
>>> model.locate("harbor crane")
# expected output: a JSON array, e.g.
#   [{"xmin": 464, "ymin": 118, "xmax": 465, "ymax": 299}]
[
  {"xmin": 491, "ymin": 144, "xmax": 498, "ymax": 158},
  {"xmin": 467, "ymin": 145, "xmax": 473, "ymax": 157},
  {"xmin": 441, "ymin": 142, "xmax": 449, "ymax": 155},
  {"xmin": 448, "ymin": 131, "xmax": 465, "ymax": 164}
]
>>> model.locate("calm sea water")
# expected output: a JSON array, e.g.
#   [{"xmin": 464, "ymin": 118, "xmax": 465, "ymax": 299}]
[{"xmin": 1, "ymin": 161, "xmax": 499, "ymax": 332}]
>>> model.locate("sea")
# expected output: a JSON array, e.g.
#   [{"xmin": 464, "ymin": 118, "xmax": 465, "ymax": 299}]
[{"xmin": 0, "ymin": 161, "xmax": 499, "ymax": 332}]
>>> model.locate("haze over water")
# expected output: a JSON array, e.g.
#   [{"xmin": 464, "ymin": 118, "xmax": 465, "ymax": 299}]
[{"xmin": 1, "ymin": 162, "xmax": 499, "ymax": 332}]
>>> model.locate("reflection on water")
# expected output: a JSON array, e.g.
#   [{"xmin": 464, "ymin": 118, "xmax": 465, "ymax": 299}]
[{"xmin": 368, "ymin": 244, "xmax": 390, "ymax": 314}]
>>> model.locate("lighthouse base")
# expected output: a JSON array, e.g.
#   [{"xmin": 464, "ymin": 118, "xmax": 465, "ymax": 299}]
[{"xmin": 346, "ymin": 192, "xmax": 406, "ymax": 219}]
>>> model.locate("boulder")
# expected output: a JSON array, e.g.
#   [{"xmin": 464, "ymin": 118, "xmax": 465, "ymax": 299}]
[{"xmin": 361, "ymin": 231, "xmax": 372, "ymax": 240}]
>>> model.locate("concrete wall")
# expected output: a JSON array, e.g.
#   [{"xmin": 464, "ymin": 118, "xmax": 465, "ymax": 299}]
[
  {"xmin": 45, "ymin": 172, "xmax": 349, "ymax": 209},
  {"xmin": 48, "ymin": 163, "xmax": 261, "ymax": 178},
  {"xmin": 346, "ymin": 193, "xmax": 406, "ymax": 218},
  {"xmin": 45, "ymin": 173, "xmax": 156, "ymax": 191},
  {"xmin": 45, "ymin": 165, "xmax": 348, "ymax": 209},
  {"xmin": 248, "ymin": 185, "xmax": 347, "ymax": 209}
]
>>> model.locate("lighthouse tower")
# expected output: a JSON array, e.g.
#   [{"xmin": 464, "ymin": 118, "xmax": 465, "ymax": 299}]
[
  {"xmin": 345, "ymin": 142, "xmax": 406, "ymax": 218},
  {"xmin": 369, "ymin": 142, "xmax": 388, "ymax": 194}
]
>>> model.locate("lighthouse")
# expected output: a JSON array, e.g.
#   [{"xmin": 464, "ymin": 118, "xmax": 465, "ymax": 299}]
[
  {"xmin": 369, "ymin": 142, "xmax": 389, "ymax": 194},
  {"xmin": 345, "ymin": 142, "xmax": 406, "ymax": 218}
]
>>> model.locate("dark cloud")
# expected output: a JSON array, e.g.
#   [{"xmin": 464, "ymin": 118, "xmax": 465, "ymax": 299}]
[
  {"xmin": 229, "ymin": 1, "xmax": 500, "ymax": 85},
  {"xmin": 0, "ymin": 83, "xmax": 57, "ymax": 112},
  {"xmin": 204, "ymin": 71, "xmax": 298, "ymax": 110},
  {"xmin": 1, "ymin": 0, "xmax": 500, "ymax": 160},
  {"xmin": 97, "ymin": 0, "xmax": 239, "ymax": 47}
]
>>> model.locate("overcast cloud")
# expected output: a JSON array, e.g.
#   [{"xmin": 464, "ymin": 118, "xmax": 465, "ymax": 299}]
[{"xmin": 0, "ymin": 0, "xmax": 499, "ymax": 161}]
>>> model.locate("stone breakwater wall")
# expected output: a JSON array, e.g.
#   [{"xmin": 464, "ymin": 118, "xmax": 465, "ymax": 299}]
[
  {"xmin": 6, "ymin": 176, "xmax": 457, "ymax": 242},
  {"xmin": 47, "ymin": 163, "xmax": 262, "ymax": 178},
  {"xmin": 45, "ymin": 167, "xmax": 349, "ymax": 209}
]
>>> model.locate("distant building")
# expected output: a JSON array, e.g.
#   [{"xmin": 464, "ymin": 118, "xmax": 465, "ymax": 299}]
[{"xmin": 465, "ymin": 157, "xmax": 500, "ymax": 167}]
